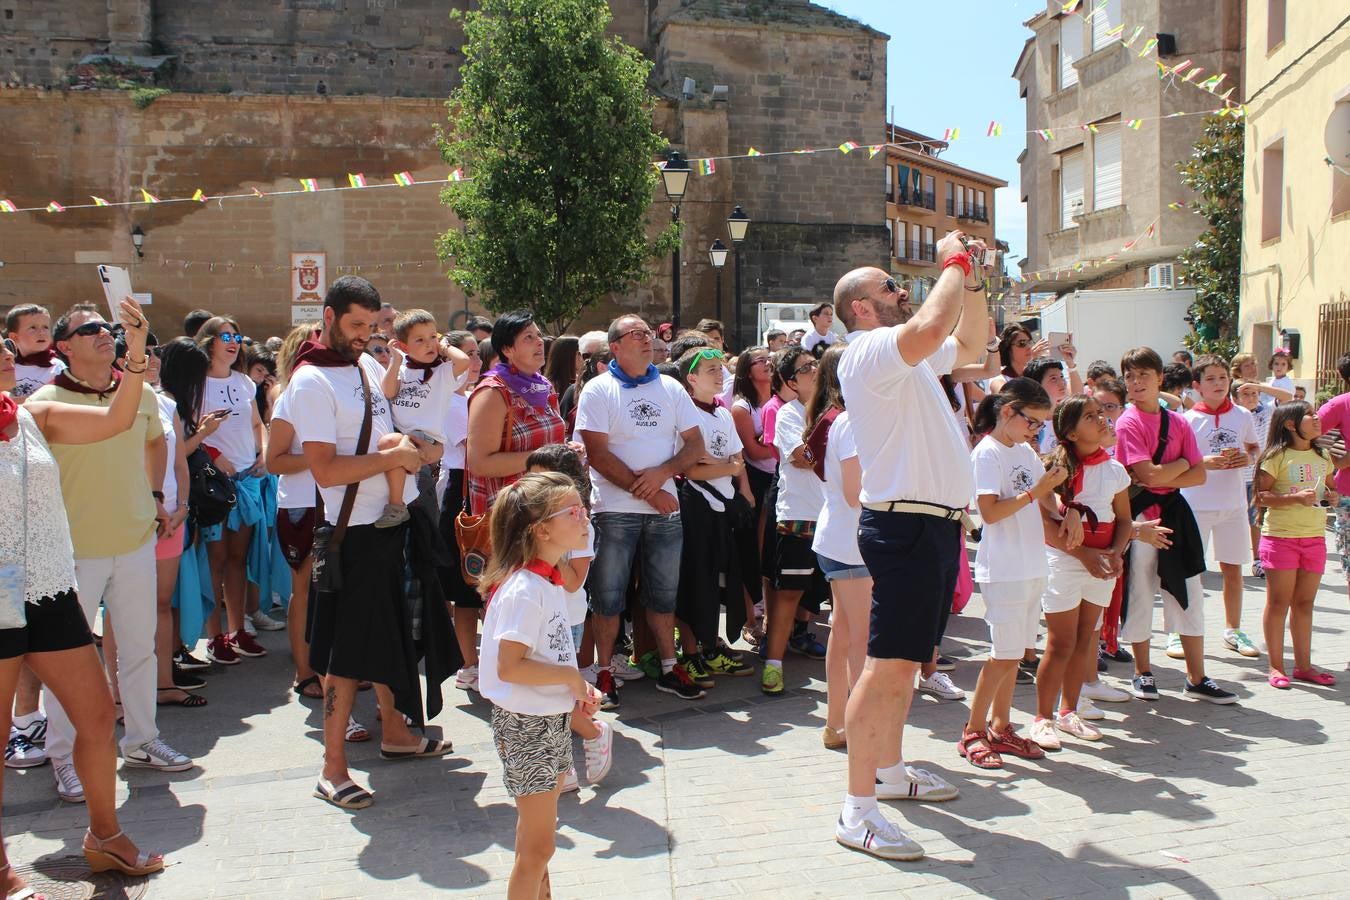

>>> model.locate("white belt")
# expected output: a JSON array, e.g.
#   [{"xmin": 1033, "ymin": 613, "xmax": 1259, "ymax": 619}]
[{"xmin": 860, "ymin": 500, "xmax": 964, "ymax": 521}]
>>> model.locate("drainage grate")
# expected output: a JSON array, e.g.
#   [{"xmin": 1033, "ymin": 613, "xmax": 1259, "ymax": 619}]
[{"xmin": 12, "ymin": 860, "xmax": 151, "ymax": 899}]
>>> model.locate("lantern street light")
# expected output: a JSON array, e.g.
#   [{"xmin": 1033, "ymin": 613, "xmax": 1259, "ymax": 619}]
[
  {"xmin": 131, "ymin": 225, "xmax": 146, "ymax": 259},
  {"xmin": 708, "ymin": 239, "xmax": 728, "ymax": 323},
  {"xmin": 726, "ymin": 205, "xmax": 751, "ymax": 347},
  {"xmin": 660, "ymin": 150, "xmax": 691, "ymax": 331}
]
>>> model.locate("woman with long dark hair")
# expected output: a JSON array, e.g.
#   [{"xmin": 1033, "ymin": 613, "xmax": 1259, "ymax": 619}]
[{"xmin": 543, "ymin": 335, "xmax": 580, "ymax": 400}]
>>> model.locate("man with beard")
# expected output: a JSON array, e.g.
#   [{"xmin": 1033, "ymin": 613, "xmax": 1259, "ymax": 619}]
[
  {"xmin": 831, "ymin": 232, "xmax": 991, "ymax": 860},
  {"xmin": 284, "ymin": 276, "xmax": 451, "ymax": 809}
]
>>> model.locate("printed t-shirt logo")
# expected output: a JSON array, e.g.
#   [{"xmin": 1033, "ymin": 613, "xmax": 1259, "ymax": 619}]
[
  {"xmin": 350, "ymin": 383, "xmax": 389, "ymax": 417},
  {"xmin": 546, "ymin": 612, "xmax": 571, "ymax": 662},
  {"xmin": 708, "ymin": 430, "xmax": 729, "ymax": 457},
  {"xmin": 1009, "ymin": 465, "xmax": 1036, "ymax": 494},
  {"xmin": 1207, "ymin": 427, "xmax": 1239, "ymax": 452},
  {"xmin": 627, "ymin": 397, "xmax": 661, "ymax": 428},
  {"xmin": 394, "ymin": 379, "xmax": 431, "ymax": 410}
]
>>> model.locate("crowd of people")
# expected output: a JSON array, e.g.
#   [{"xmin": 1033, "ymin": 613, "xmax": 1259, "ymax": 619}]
[{"xmin": 1, "ymin": 227, "xmax": 1346, "ymax": 896}]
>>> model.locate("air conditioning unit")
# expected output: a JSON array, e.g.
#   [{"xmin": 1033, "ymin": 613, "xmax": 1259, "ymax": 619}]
[{"xmin": 1147, "ymin": 263, "xmax": 1175, "ymax": 289}]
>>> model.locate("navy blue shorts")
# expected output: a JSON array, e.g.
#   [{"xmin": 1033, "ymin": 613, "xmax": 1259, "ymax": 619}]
[{"xmin": 858, "ymin": 510, "xmax": 960, "ymax": 662}]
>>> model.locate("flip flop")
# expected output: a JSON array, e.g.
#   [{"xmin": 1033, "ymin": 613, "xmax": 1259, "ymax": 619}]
[
  {"xmin": 345, "ymin": 717, "xmax": 370, "ymax": 743},
  {"xmin": 379, "ymin": 737, "xmax": 454, "ymax": 760},
  {"xmin": 293, "ymin": 675, "xmax": 323, "ymax": 699},
  {"xmin": 156, "ymin": 688, "xmax": 208, "ymax": 708},
  {"xmin": 1268, "ymin": 671, "xmax": 1292, "ymax": 689},
  {"xmin": 313, "ymin": 777, "xmax": 374, "ymax": 809},
  {"xmin": 1292, "ymin": 668, "xmax": 1336, "ymax": 686}
]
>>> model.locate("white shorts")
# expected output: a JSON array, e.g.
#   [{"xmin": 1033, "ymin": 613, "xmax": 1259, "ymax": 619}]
[
  {"xmin": 1193, "ymin": 507, "xmax": 1253, "ymax": 566},
  {"xmin": 980, "ymin": 578, "xmax": 1046, "ymax": 660},
  {"xmin": 1120, "ymin": 539, "xmax": 1205, "ymax": 643},
  {"xmin": 1042, "ymin": 550, "xmax": 1116, "ymax": 613}
]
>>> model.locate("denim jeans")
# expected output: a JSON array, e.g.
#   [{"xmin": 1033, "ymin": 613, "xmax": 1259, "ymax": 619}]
[{"xmin": 588, "ymin": 511, "xmax": 683, "ymax": 616}]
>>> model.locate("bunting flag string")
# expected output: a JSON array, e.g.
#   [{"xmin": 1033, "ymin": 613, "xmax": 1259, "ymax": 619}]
[
  {"xmin": 131, "ymin": 256, "xmax": 445, "ymax": 274},
  {"xmin": 299, "ymin": 178, "xmax": 318, "ymax": 192},
  {"xmin": 1015, "ymin": 214, "xmax": 1166, "ymax": 285}
]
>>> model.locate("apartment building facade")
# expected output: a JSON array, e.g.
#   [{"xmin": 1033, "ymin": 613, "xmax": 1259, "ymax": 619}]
[
  {"xmin": 883, "ymin": 125, "xmax": 1006, "ymax": 300},
  {"xmin": 1013, "ymin": 0, "xmax": 1244, "ymax": 294},
  {"xmin": 1237, "ymin": 1, "xmax": 1350, "ymax": 391}
]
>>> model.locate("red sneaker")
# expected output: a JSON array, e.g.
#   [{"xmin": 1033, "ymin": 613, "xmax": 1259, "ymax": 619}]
[
  {"xmin": 206, "ymin": 633, "xmax": 240, "ymax": 665},
  {"xmin": 985, "ymin": 724, "xmax": 1046, "ymax": 760},
  {"xmin": 230, "ymin": 628, "xmax": 268, "ymax": 658}
]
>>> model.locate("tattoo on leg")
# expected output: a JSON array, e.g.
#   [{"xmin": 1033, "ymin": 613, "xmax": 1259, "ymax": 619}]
[{"xmin": 325, "ymin": 685, "xmax": 336, "ymax": 719}]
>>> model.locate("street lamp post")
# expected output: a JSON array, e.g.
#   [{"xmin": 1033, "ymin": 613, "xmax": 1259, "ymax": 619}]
[
  {"xmin": 726, "ymin": 205, "xmax": 750, "ymax": 348},
  {"xmin": 708, "ymin": 239, "xmax": 728, "ymax": 323},
  {"xmin": 660, "ymin": 151, "xmax": 691, "ymax": 331}
]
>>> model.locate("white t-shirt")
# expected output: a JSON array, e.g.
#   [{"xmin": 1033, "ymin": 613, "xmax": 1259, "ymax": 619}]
[
  {"xmin": 574, "ymin": 370, "xmax": 702, "ymax": 514},
  {"xmin": 971, "ymin": 435, "xmax": 1049, "ymax": 583},
  {"xmin": 718, "ymin": 366, "xmax": 736, "ymax": 407},
  {"xmin": 154, "ymin": 391, "xmax": 180, "ymax": 512},
  {"xmin": 801, "ymin": 330, "xmax": 838, "ymax": 354},
  {"xmin": 772, "ymin": 399, "xmax": 825, "ymax": 522},
  {"xmin": 286, "ymin": 355, "xmax": 417, "ymax": 527},
  {"xmin": 12, "ymin": 358, "xmax": 65, "ymax": 401},
  {"xmin": 443, "ymin": 391, "xmax": 469, "ymax": 470},
  {"xmin": 1244, "ymin": 398, "xmax": 1274, "ymax": 484},
  {"xmin": 390, "ymin": 361, "xmax": 466, "ymax": 445},
  {"xmin": 478, "ymin": 567, "xmax": 576, "ymax": 716},
  {"xmin": 812, "ymin": 412, "xmax": 864, "ymax": 565},
  {"xmin": 562, "ymin": 526, "xmax": 595, "ymax": 627},
  {"xmin": 685, "ymin": 404, "xmax": 743, "ymax": 512},
  {"xmin": 837, "ymin": 330, "xmax": 973, "ymax": 508},
  {"xmin": 1268, "ymin": 374, "xmax": 1294, "ymax": 394},
  {"xmin": 732, "ymin": 398, "xmax": 777, "ymax": 474},
  {"xmin": 1047, "ymin": 457, "xmax": 1130, "ymax": 567},
  {"xmin": 1181, "ymin": 404, "xmax": 1259, "ymax": 512},
  {"xmin": 202, "ymin": 371, "xmax": 259, "ymax": 469},
  {"xmin": 269, "ymin": 389, "xmax": 317, "ymax": 510}
]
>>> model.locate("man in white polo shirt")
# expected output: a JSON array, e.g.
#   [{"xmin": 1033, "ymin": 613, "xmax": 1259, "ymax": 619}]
[
  {"xmin": 832, "ymin": 232, "xmax": 991, "ymax": 860},
  {"xmin": 799, "ymin": 302, "xmax": 838, "ymax": 355}
]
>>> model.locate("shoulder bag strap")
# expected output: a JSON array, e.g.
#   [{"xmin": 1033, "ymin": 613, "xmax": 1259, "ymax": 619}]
[
  {"xmin": 331, "ymin": 364, "xmax": 375, "ymax": 546},
  {"xmin": 461, "ymin": 384, "xmax": 514, "ymax": 514},
  {"xmin": 1151, "ymin": 407, "xmax": 1171, "ymax": 466}
]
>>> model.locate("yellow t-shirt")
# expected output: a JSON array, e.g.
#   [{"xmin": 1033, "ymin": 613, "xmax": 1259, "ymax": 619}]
[
  {"xmin": 1259, "ymin": 447, "xmax": 1331, "ymax": 539},
  {"xmin": 27, "ymin": 380, "xmax": 164, "ymax": 559}
]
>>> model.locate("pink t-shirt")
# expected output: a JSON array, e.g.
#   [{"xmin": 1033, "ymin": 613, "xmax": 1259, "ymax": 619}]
[
  {"xmin": 1316, "ymin": 392, "xmax": 1350, "ymax": 494},
  {"xmin": 1114, "ymin": 405, "xmax": 1202, "ymax": 516},
  {"xmin": 762, "ymin": 394, "xmax": 786, "ymax": 462}
]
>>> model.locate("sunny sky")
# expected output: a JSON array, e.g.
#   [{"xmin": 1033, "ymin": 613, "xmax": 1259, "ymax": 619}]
[{"xmin": 819, "ymin": 0, "xmax": 1047, "ymax": 264}]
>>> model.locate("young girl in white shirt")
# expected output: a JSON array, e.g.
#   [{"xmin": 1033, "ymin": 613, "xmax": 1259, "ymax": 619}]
[
  {"xmin": 477, "ymin": 471, "xmax": 601, "ymax": 899},
  {"xmin": 961, "ymin": 379, "xmax": 1065, "ymax": 769}
]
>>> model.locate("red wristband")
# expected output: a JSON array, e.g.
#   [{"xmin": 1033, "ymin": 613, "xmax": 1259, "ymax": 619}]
[{"xmin": 943, "ymin": 251, "xmax": 973, "ymax": 277}]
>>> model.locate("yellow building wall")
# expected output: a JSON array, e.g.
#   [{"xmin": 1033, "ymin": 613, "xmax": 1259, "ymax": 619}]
[{"xmin": 1238, "ymin": 3, "xmax": 1350, "ymax": 387}]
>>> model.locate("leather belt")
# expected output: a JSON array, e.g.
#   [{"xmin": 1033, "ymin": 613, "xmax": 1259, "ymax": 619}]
[{"xmin": 861, "ymin": 500, "xmax": 965, "ymax": 521}]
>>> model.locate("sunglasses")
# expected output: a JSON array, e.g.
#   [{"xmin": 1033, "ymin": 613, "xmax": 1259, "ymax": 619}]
[
  {"xmin": 690, "ymin": 348, "xmax": 725, "ymax": 368},
  {"xmin": 881, "ymin": 277, "xmax": 900, "ymax": 294},
  {"xmin": 216, "ymin": 332, "xmax": 244, "ymax": 344},
  {"xmin": 1011, "ymin": 338, "xmax": 1033, "ymax": 349},
  {"xmin": 367, "ymin": 345, "xmax": 390, "ymax": 355},
  {"xmin": 546, "ymin": 504, "xmax": 589, "ymax": 523},
  {"xmin": 70, "ymin": 321, "xmax": 114, "ymax": 338}
]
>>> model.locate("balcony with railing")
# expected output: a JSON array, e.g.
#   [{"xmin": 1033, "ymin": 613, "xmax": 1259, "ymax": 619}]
[
  {"xmin": 900, "ymin": 191, "xmax": 936, "ymax": 212},
  {"xmin": 894, "ymin": 240, "xmax": 936, "ymax": 264},
  {"xmin": 954, "ymin": 204, "xmax": 989, "ymax": 223}
]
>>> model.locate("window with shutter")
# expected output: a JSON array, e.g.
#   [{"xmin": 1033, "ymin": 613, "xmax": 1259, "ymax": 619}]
[
  {"xmin": 885, "ymin": 164, "xmax": 893, "ymax": 198},
  {"xmin": 1091, "ymin": 0, "xmax": 1122, "ymax": 52},
  {"xmin": 1061, "ymin": 147, "xmax": 1085, "ymax": 229},
  {"xmin": 898, "ymin": 165, "xmax": 910, "ymax": 202},
  {"xmin": 1060, "ymin": 15, "xmax": 1082, "ymax": 88},
  {"xmin": 1093, "ymin": 126, "xmax": 1122, "ymax": 210}
]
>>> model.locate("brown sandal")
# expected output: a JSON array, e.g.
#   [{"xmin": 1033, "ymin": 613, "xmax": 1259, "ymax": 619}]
[{"xmin": 957, "ymin": 728, "xmax": 1003, "ymax": 769}]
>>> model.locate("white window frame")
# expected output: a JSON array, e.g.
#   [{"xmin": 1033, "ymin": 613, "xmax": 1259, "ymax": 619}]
[
  {"xmin": 1090, "ymin": 0, "xmax": 1122, "ymax": 52},
  {"xmin": 1061, "ymin": 146, "xmax": 1085, "ymax": 229},
  {"xmin": 1060, "ymin": 14, "xmax": 1082, "ymax": 88},
  {"xmin": 1092, "ymin": 124, "xmax": 1122, "ymax": 210}
]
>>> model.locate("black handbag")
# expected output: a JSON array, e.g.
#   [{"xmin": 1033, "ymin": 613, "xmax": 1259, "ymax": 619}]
[
  {"xmin": 311, "ymin": 366, "xmax": 374, "ymax": 594},
  {"xmin": 186, "ymin": 445, "xmax": 236, "ymax": 528}
]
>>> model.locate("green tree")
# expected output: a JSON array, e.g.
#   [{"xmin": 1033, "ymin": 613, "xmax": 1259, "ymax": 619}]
[
  {"xmin": 437, "ymin": 0, "xmax": 677, "ymax": 333},
  {"xmin": 1176, "ymin": 114, "xmax": 1243, "ymax": 359}
]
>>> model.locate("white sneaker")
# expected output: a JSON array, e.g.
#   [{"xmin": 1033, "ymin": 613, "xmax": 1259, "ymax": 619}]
[
  {"xmin": 1080, "ymin": 680, "xmax": 1132, "ymax": 702},
  {"xmin": 1224, "ymin": 628, "xmax": 1261, "ymax": 658},
  {"xmin": 916, "ymin": 671, "xmax": 965, "ymax": 701},
  {"xmin": 609, "ymin": 653, "xmax": 645, "ymax": 683},
  {"xmin": 1165, "ymin": 632, "xmax": 1185, "ymax": 659},
  {"xmin": 5, "ymin": 730, "xmax": 47, "ymax": 769},
  {"xmin": 876, "ymin": 765, "xmax": 959, "ymax": 802},
  {"xmin": 12, "ymin": 714, "xmax": 47, "ymax": 745},
  {"xmin": 250, "ymin": 610, "xmax": 286, "ymax": 631},
  {"xmin": 1076, "ymin": 697, "xmax": 1105, "ymax": 720},
  {"xmin": 835, "ymin": 810, "xmax": 924, "ymax": 861},
  {"xmin": 1027, "ymin": 717, "xmax": 1061, "ymax": 751},
  {"xmin": 122, "ymin": 738, "xmax": 195, "ymax": 772},
  {"xmin": 454, "ymin": 665, "xmax": 480, "ymax": 692},
  {"xmin": 242, "ymin": 616, "xmax": 258, "ymax": 636},
  {"xmin": 580, "ymin": 663, "xmax": 600, "ymax": 686},
  {"xmin": 583, "ymin": 720, "xmax": 613, "ymax": 785},
  {"xmin": 52, "ymin": 757, "xmax": 84, "ymax": 803},
  {"xmin": 561, "ymin": 768, "xmax": 580, "ymax": 793},
  {"xmin": 1055, "ymin": 710, "xmax": 1102, "ymax": 741}
]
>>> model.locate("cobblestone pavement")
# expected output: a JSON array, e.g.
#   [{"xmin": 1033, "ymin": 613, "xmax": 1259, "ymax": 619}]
[{"xmin": 5, "ymin": 551, "xmax": 1350, "ymax": 898}]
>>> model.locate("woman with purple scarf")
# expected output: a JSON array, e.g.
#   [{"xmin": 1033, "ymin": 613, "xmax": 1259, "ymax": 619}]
[{"xmin": 465, "ymin": 311, "xmax": 567, "ymax": 515}]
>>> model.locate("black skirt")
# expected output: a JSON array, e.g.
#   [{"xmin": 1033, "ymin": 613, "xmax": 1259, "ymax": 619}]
[{"xmin": 0, "ymin": 590, "xmax": 93, "ymax": 659}]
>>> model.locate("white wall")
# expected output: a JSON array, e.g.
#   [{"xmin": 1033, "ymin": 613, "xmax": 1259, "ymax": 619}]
[{"xmin": 1037, "ymin": 288, "xmax": 1195, "ymax": 371}]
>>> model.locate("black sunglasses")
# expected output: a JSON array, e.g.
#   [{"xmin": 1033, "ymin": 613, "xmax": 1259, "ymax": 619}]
[{"xmin": 70, "ymin": 321, "xmax": 114, "ymax": 338}]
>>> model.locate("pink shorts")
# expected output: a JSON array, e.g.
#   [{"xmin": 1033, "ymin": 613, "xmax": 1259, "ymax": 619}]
[
  {"xmin": 155, "ymin": 526, "xmax": 185, "ymax": 561},
  {"xmin": 1258, "ymin": 536, "xmax": 1326, "ymax": 574}
]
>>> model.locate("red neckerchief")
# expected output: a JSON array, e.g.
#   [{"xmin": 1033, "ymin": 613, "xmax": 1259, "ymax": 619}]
[
  {"xmin": 1192, "ymin": 397, "xmax": 1233, "ymax": 429},
  {"xmin": 14, "ymin": 347, "xmax": 56, "ymax": 367},
  {"xmin": 292, "ymin": 339, "xmax": 355, "ymax": 369},
  {"xmin": 1066, "ymin": 446, "xmax": 1112, "ymax": 526},
  {"xmin": 53, "ymin": 369, "xmax": 120, "ymax": 399},
  {"xmin": 522, "ymin": 559, "xmax": 565, "ymax": 586},
  {"xmin": 0, "ymin": 393, "xmax": 17, "ymax": 441},
  {"xmin": 691, "ymin": 396, "xmax": 718, "ymax": 415},
  {"xmin": 405, "ymin": 355, "xmax": 444, "ymax": 383}
]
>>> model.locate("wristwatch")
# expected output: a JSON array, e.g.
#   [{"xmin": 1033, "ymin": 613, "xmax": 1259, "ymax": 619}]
[{"xmin": 151, "ymin": 490, "xmax": 165, "ymax": 501}]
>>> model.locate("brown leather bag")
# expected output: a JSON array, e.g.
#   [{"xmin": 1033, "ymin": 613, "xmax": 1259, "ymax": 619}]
[{"xmin": 454, "ymin": 385, "xmax": 513, "ymax": 585}]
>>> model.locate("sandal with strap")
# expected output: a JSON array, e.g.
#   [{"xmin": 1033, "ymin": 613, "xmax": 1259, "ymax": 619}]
[
  {"xmin": 345, "ymin": 717, "xmax": 370, "ymax": 743},
  {"xmin": 956, "ymin": 728, "xmax": 1003, "ymax": 769},
  {"xmin": 313, "ymin": 776, "xmax": 374, "ymax": 810},
  {"xmin": 156, "ymin": 688, "xmax": 208, "ymax": 708},
  {"xmin": 1268, "ymin": 671, "xmax": 1292, "ymax": 689},
  {"xmin": 380, "ymin": 737, "xmax": 454, "ymax": 760},
  {"xmin": 293, "ymin": 675, "xmax": 323, "ymax": 699},
  {"xmin": 0, "ymin": 863, "xmax": 47, "ymax": 900},
  {"xmin": 1292, "ymin": 667, "xmax": 1336, "ymax": 686},
  {"xmin": 82, "ymin": 829, "xmax": 165, "ymax": 877}
]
